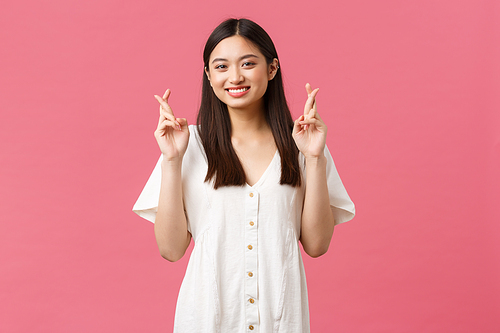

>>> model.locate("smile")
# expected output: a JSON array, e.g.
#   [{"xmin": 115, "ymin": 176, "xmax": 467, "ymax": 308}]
[
  {"xmin": 226, "ymin": 87, "xmax": 249, "ymax": 93},
  {"xmin": 226, "ymin": 87, "xmax": 250, "ymax": 97}
]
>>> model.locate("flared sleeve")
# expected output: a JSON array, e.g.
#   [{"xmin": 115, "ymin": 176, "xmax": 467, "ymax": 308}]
[
  {"xmin": 132, "ymin": 125, "xmax": 206, "ymax": 233},
  {"xmin": 300, "ymin": 145, "xmax": 355, "ymax": 225},
  {"xmin": 132, "ymin": 155, "xmax": 163, "ymax": 223},
  {"xmin": 319, "ymin": 145, "xmax": 356, "ymax": 225}
]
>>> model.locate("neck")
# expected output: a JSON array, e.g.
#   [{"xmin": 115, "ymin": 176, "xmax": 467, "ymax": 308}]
[{"xmin": 227, "ymin": 101, "xmax": 270, "ymax": 138}]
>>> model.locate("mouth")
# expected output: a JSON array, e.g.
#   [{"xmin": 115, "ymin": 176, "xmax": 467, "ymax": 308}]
[
  {"xmin": 225, "ymin": 86, "xmax": 250, "ymax": 97},
  {"xmin": 226, "ymin": 87, "xmax": 249, "ymax": 93}
]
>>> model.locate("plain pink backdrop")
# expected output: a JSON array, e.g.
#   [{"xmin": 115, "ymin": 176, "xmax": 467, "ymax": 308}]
[{"xmin": 1, "ymin": 0, "xmax": 499, "ymax": 332}]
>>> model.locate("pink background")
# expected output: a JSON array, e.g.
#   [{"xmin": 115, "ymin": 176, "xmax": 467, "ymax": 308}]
[{"xmin": 1, "ymin": 0, "xmax": 499, "ymax": 332}]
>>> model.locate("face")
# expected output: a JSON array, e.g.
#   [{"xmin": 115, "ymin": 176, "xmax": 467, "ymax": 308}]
[{"xmin": 205, "ymin": 35, "xmax": 278, "ymax": 112}]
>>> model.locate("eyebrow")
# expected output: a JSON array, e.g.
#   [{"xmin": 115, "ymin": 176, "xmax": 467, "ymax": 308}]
[{"xmin": 211, "ymin": 54, "xmax": 259, "ymax": 64}]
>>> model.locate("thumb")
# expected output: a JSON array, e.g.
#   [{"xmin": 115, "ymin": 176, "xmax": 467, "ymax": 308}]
[{"xmin": 292, "ymin": 115, "xmax": 303, "ymax": 136}]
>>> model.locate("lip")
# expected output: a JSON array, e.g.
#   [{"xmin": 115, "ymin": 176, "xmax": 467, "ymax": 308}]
[{"xmin": 225, "ymin": 86, "xmax": 250, "ymax": 98}]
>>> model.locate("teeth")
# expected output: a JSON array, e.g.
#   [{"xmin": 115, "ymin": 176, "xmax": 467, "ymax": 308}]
[{"xmin": 228, "ymin": 88, "xmax": 248, "ymax": 93}]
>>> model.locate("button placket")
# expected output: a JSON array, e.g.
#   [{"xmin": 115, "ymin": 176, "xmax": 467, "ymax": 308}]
[{"xmin": 245, "ymin": 190, "xmax": 259, "ymax": 332}]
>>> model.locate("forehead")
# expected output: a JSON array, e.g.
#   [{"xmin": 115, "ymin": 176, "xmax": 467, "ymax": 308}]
[{"xmin": 209, "ymin": 35, "xmax": 263, "ymax": 61}]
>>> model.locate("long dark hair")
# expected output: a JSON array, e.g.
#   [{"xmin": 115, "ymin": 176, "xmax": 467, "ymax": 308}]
[{"xmin": 197, "ymin": 18, "xmax": 301, "ymax": 189}]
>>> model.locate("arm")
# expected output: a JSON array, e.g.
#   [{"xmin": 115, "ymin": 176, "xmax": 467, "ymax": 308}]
[
  {"xmin": 153, "ymin": 89, "xmax": 191, "ymax": 262},
  {"xmin": 300, "ymin": 154, "xmax": 335, "ymax": 257},
  {"xmin": 154, "ymin": 159, "xmax": 191, "ymax": 262},
  {"xmin": 293, "ymin": 83, "xmax": 335, "ymax": 258}
]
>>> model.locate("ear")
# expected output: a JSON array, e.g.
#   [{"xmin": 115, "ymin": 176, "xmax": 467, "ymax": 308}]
[
  {"xmin": 268, "ymin": 58, "xmax": 279, "ymax": 81},
  {"xmin": 204, "ymin": 66, "xmax": 212, "ymax": 86}
]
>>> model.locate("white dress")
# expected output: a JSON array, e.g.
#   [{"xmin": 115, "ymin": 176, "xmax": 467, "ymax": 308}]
[{"xmin": 133, "ymin": 125, "xmax": 355, "ymax": 333}]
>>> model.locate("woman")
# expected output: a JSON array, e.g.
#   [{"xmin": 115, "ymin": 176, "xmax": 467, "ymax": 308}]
[{"xmin": 133, "ymin": 18, "xmax": 355, "ymax": 333}]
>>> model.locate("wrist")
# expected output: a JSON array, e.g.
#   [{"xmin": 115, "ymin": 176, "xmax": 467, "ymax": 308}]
[
  {"xmin": 304, "ymin": 153, "xmax": 326, "ymax": 166},
  {"xmin": 161, "ymin": 156, "xmax": 183, "ymax": 169}
]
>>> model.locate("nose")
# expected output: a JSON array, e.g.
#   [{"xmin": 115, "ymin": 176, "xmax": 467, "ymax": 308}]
[{"xmin": 228, "ymin": 66, "xmax": 243, "ymax": 84}]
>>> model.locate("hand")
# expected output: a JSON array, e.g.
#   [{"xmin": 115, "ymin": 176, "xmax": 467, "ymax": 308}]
[
  {"xmin": 292, "ymin": 83, "xmax": 327, "ymax": 159},
  {"xmin": 154, "ymin": 89, "xmax": 189, "ymax": 161}
]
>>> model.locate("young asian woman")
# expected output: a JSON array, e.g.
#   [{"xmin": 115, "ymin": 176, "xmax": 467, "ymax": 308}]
[{"xmin": 133, "ymin": 18, "xmax": 355, "ymax": 333}]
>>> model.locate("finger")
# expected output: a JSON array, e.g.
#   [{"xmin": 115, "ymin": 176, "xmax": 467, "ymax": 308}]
[
  {"xmin": 305, "ymin": 83, "xmax": 319, "ymax": 98},
  {"xmin": 155, "ymin": 90, "xmax": 185, "ymax": 132},
  {"xmin": 157, "ymin": 108, "xmax": 179, "ymax": 129},
  {"xmin": 155, "ymin": 95, "xmax": 181, "ymax": 128},
  {"xmin": 306, "ymin": 107, "xmax": 323, "ymax": 122},
  {"xmin": 159, "ymin": 107, "xmax": 178, "ymax": 123},
  {"xmin": 306, "ymin": 102, "xmax": 325, "ymax": 123},
  {"xmin": 311, "ymin": 107, "xmax": 323, "ymax": 122},
  {"xmin": 310, "ymin": 87, "xmax": 319, "ymax": 101},
  {"xmin": 304, "ymin": 86, "xmax": 319, "ymax": 116},
  {"xmin": 156, "ymin": 118, "xmax": 179, "ymax": 134},
  {"xmin": 305, "ymin": 83, "xmax": 313, "ymax": 95},
  {"xmin": 162, "ymin": 89, "xmax": 171, "ymax": 100},
  {"xmin": 304, "ymin": 106, "xmax": 320, "ymax": 131},
  {"xmin": 304, "ymin": 108, "xmax": 323, "ymax": 122},
  {"xmin": 306, "ymin": 93, "xmax": 319, "ymax": 117},
  {"xmin": 299, "ymin": 117, "xmax": 321, "ymax": 126},
  {"xmin": 154, "ymin": 94, "xmax": 175, "ymax": 116},
  {"xmin": 154, "ymin": 94, "xmax": 171, "ymax": 112},
  {"xmin": 299, "ymin": 113, "xmax": 327, "ymax": 131},
  {"xmin": 298, "ymin": 115, "xmax": 308, "ymax": 132},
  {"xmin": 176, "ymin": 118, "xmax": 189, "ymax": 131},
  {"xmin": 292, "ymin": 116, "xmax": 304, "ymax": 136}
]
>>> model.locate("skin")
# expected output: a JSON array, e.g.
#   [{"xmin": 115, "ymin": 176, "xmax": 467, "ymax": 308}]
[{"xmin": 152, "ymin": 36, "xmax": 334, "ymax": 261}]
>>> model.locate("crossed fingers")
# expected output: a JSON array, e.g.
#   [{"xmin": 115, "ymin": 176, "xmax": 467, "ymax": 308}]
[
  {"xmin": 304, "ymin": 83, "xmax": 319, "ymax": 116},
  {"xmin": 301, "ymin": 83, "xmax": 321, "ymax": 131},
  {"xmin": 154, "ymin": 89, "xmax": 181, "ymax": 131}
]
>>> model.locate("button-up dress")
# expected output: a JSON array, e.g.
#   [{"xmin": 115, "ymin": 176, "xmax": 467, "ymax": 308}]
[{"xmin": 133, "ymin": 125, "xmax": 355, "ymax": 332}]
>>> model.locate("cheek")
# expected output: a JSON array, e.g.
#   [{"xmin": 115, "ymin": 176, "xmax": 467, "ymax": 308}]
[
  {"xmin": 209, "ymin": 76, "xmax": 227, "ymax": 100},
  {"xmin": 210, "ymin": 74, "xmax": 226, "ymax": 89},
  {"xmin": 254, "ymin": 69, "xmax": 271, "ymax": 86},
  {"xmin": 254, "ymin": 72, "xmax": 269, "ymax": 92}
]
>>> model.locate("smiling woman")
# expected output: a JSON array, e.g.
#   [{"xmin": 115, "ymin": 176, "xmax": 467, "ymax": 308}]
[
  {"xmin": 132, "ymin": 18, "xmax": 355, "ymax": 333},
  {"xmin": 205, "ymin": 36, "xmax": 278, "ymax": 113},
  {"xmin": 198, "ymin": 19, "xmax": 296, "ymax": 190}
]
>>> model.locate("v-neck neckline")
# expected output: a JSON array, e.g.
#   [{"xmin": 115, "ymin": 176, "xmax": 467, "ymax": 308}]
[{"xmin": 245, "ymin": 149, "xmax": 279, "ymax": 189}]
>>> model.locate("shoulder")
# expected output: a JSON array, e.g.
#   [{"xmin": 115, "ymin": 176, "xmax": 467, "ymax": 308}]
[
  {"xmin": 185, "ymin": 124, "xmax": 207, "ymax": 164},
  {"xmin": 187, "ymin": 124, "xmax": 202, "ymax": 144}
]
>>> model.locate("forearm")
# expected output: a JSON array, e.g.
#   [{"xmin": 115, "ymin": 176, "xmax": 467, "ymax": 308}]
[
  {"xmin": 154, "ymin": 158, "xmax": 191, "ymax": 262},
  {"xmin": 300, "ymin": 154, "xmax": 335, "ymax": 258}
]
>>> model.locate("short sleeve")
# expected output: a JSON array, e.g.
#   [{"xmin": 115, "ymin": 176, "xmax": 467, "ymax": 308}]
[
  {"xmin": 323, "ymin": 145, "xmax": 356, "ymax": 225},
  {"xmin": 132, "ymin": 125, "xmax": 205, "ymax": 231},
  {"xmin": 132, "ymin": 155, "xmax": 164, "ymax": 223}
]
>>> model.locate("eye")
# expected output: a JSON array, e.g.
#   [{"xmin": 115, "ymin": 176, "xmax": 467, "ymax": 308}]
[
  {"xmin": 215, "ymin": 64, "xmax": 227, "ymax": 70},
  {"xmin": 242, "ymin": 62, "xmax": 256, "ymax": 67}
]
